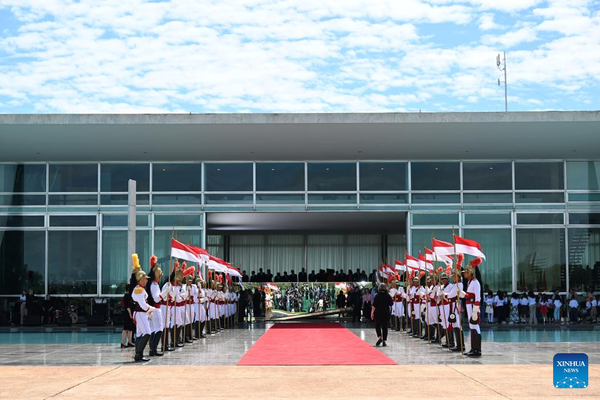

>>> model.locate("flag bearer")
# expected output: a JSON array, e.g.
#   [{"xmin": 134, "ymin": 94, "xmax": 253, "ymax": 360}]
[{"xmin": 461, "ymin": 257, "xmax": 483, "ymax": 357}]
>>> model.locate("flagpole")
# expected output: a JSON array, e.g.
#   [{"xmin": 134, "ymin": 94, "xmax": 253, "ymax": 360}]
[
  {"xmin": 431, "ymin": 234, "xmax": 443, "ymax": 347},
  {"xmin": 453, "ymin": 226, "xmax": 465, "ymax": 355}
]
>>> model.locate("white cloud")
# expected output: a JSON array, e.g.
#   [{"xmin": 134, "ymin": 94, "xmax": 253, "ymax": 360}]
[
  {"xmin": 482, "ymin": 26, "xmax": 538, "ymax": 48},
  {"xmin": 478, "ymin": 13, "xmax": 506, "ymax": 30}
]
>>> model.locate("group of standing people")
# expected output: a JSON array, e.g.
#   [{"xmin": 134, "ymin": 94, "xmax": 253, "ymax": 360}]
[
  {"xmin": 124, "ymin": 254, "xmax": 239, "ymax": 362},
  {"xmin": 369, "ymin": 254, "xmax": 484, "ymax": 357}
]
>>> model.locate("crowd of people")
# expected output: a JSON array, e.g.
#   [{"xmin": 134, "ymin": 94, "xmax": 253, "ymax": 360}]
[
  {"xmin": 484, "ymin": 288, "xmax": 598, "ymax": 325},
  {"xmin": 242, "ymin": 268, "xmax": 371, "ymax": 283}
]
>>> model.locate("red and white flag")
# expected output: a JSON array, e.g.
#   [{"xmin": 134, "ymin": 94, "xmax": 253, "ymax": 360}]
[
  {"xmin": 394, "ymin": 260, "xmax": 406, "ymax": 272},
  {"xmin": 427, "ymin": 245, "xmax": 453, "ymax": 264},
  {"xmin": 207, "ymin": 255, "xmax": 228, "ymax": 273},
  {"xmin": 454, "ymin": 235, "xmax": 486, "ymax": 260},
  {"xmin": 405, "ymin": 254, "xmax": 420, "ymax": 270},
  {"xmin": 188, "ymin": 245, "xmax": 210, "ymax": 263},
  {"xmin": 171, "ymin": 239, "xmax": 201, "ymax": 263},
  {"xmin": 419, "ymin": 252, "xmax": 434, "ymax": 271},
  {"xmin": 265, "ymin": 283, "xmax": 280, "ymax": 292},
  {"xmin": 432, "ymin": 238, "xmax": 455, "ymax": 258}
]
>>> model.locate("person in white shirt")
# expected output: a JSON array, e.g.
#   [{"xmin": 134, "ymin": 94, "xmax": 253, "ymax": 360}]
[
  {"xmin": 519, "ymin": 294, "xmax": 528, "ymax": 323},
  {"xmin": 527, "ymin": 291, "xmax": 537, "ymax": 324},
  {"xmin": 485, "ymin": 291, "xmax": 495, "ymax": 324},
  {"xmin": 553, "ymin": 296, "xmax": 562, "ymax": 324},
  {"xmin": 568, "ymin": 297, "xmax": 579, "ymax": 323}
]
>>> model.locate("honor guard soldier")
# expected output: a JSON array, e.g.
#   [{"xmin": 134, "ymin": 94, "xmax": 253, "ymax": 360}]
[
  {"xmin": 448, "ymin": 257, "xmax": 465, "ymax": 352},
  {"xmin": 421, "ymin": 277, "xmax": 432, "ymax": 340},
  {"xmin": 460, "ymin": 257, "xmax": 483, "ymax": 357},
  {"xmin": 439, "ymin": 272, "xmax": 454, "ymax": 349},
  {"xmin": 427, "ymin": 276, "xmax": 441, "ymax": 344},
  {"xmin": 130, "ymin": 254, "xmax": 156, "ymax": 362},
  {"xmin": 389, "ymin": 281, "xmax": 405, "ymax": 331},
  {"xmin": 198, "ymin": 280, "xmax": 208, "ymax": 338},
  {"xmin": 160, "ymin": 262, "xmax": 176, "ymax": 352},
  {"xmin": 146, "ymin": 255, "xmax": 167, "ymax": 356},
  {"xmin": 171, "ymin": 264, "xmax": 186, "ymax": 347},
  {"xmin": 410, "ymin": 277, "xmax": 421, "ymax": 337}
]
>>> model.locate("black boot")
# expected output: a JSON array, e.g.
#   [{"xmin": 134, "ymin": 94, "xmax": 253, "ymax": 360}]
[
  {"xmin": 395, "ymin": 317, "xmax": 400, "ymax": 332},
  {"xmin": 420, "ymin": 323, "xmax": 428, "ymax": 339},
  {"xmin": 194, "ymin": 322, "xmax": 200, "ymax": 339},
  {"xmin": 176, "ymin": 326, "xmax": 184, "ymax": 347},
  {"xmin": 149, "ymin": 332, "xmax": 157, "ymax": 356},
  {"xmin": 465, "ymin": 329, "xmax": 475, "ymax": 356},
  {"xmin": 200, "ymin": 321, "xmax": 206, "ymax": 338},
  {"xmin": 429, "ymin": 325, "xmax": 439, "ymax": 343},
  {"xmin": 444, "ymin": 329, "xmax": 453, "ymax": 348},
  {"xmin": 185, "ymin": 324, "xmax": 193, "ymax": 343},
  {"xmin": 134, "ymin": 334, "xmax": 150, "ymax": 362},
  {"xmin": 468, "ymin": 331, "xmax": 482, "ymax": 357},
  {"xmin": 151, "ymin": 332, "xmax": 164, "ymax": 356},
  {"xmin": 450, "ymin": 328, "xmax": 461, "ymax": 352}
]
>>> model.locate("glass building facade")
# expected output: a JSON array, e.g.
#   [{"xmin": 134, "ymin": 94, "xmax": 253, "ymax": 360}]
[{"xmin": 1, "ymin": 160, "xmax": 600, "ymax": 297}]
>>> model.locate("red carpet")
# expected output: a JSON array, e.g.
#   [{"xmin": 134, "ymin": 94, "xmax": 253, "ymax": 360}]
[{"xmin": 237, "ymin": 323, "xmax": 397, "ymax": 366}]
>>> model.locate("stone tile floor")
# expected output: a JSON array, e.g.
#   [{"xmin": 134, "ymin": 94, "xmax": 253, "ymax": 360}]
[{"xmin": 0, "ymin": 321, "xmax": 598, "ymax": 366}]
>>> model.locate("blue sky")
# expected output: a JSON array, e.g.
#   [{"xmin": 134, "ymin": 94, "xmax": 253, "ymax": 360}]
[{"xmin": 0, "ymin": 0, "xmax": 599, "ymax": 113}]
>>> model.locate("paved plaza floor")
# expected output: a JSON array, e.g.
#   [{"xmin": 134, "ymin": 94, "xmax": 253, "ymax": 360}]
[{"xmin": 0, "ymin": 321, "xmax": 598, "ymax": 399}]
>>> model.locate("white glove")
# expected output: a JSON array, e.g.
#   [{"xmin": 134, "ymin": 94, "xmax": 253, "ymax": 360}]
[
  {"xmin": 161, "ymin": 283, "xmax": 171, "ymax": 299},
  {"xmin": 458, "ymin": 288, "xmax": 466, "ymax": 298},
  {"xmin": 473, "ymin": 305, "xmax": 480, "ymax": 315}
]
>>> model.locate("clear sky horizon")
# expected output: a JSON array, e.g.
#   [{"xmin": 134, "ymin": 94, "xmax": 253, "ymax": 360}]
[{"xmin": 1, "ymin": 0, "xmax": 599, "ymax": 114}]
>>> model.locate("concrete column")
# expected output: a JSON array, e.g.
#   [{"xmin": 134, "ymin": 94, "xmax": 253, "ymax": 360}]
[{"xmin": 128, "ymin": 179, "xmax": 137, "ymax": 276}]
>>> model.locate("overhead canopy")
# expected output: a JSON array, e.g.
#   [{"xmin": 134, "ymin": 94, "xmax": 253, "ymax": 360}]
[
  {"xmin": 1, "ymin": 111, "xmax": 599, "ymax": 162},
  {"xmin": 206, "ymin": 212, "xmax": 406, "ymax": 235}
]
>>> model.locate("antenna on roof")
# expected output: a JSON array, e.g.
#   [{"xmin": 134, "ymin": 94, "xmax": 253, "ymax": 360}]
[{"xmin": 496, "ymin": 52, "xmax": 508, "ymax": 112}]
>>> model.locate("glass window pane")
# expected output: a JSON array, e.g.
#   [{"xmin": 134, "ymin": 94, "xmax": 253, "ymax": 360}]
[
  {"xmin": 49, "ymin": 164, "xmax": 97, "ymax": 192},
  {"xmin": 567, "ymin": 161, "xmax": 600, "ymax": 190},
  {"xmin": 308, "ymin": 163, "xmax": 356, "ymax": 191},
  {"xmin": 205, "ymin": 163, "xmax": 253, "ymax": 191},
  {"xmin": 411, "ymin": 229, "xmax": 453, "ymax": 256},
  {"xmin": 49, "ymin": 194, "xmax": 98, "ymax": 206},
  {"xmin": 50, "ymin": 215, "xmax": 96, "ymax": 227},
  {"xmin": 517, "ymin": 213, "xmax": 564, "ymax": 225},
  {"xmin": 0, "ymin": 164, "xmax": 46, "ymax": 192},
  {"xmin": 412, "ymin": 213, "xmax": 458, "ymax": 226},
  {"xmin": 569, "ymin": 213, "xmax": 600, "ymax": 225},
  {"xmin": 411, "ymin": 193, "xmax": 460, "ymax": 204},
  {"xmin": 256, "ymin": 194, "xmax": 305, "ymax": 204},
  {"xmin": 464, "ymin": 213, "xmax": 511, "ymax": 225},
  {"xmin": 516, "ymin": 229, "xmax": 565, "ymax": 291},
  {"xmin": 101, "ymin": 163, "xmax": 149, "ymax": 192},
  {"xmin": 48, "ymin": 231, "xmax": 98, "ymax": 294},
  {"xmin": 155, "ymin": 214, "xmax": 202, "ymax": 227},
  {"xmin": 204, "ymin": 193, "xmax": 253, "ymax": 204},
  {"xmin": 515, "ymin": 162, "xmax": 563, "ymax": 190},
  {"xmin": 464, "ymin": 229, "xmax": 512, "ymax": 292},
  {"xmin": 359, "ymin": 162, "xmax": 407, "ymax": 191},
  {"xmin": 0, "ymin": 215, "xmax": 44, "ymax": 227},
  {"xmin": 256, "ymin": 163, "xmax": 304, "ymax": 191},
  {"xmin": 153, "ymin": 163, "xmax": 202, "ymax": 192},
  {"xmin": 102, "ymin": 214, "xmax": 150, "ymax": 227},
  {"xmin": 515, "ymin": 193, "xmax": 564, "ymax": 203},
  {"xmin": 463, "ymin": 193, "xmax": 513, "ymax": 204},
  {"xmin": 0, "ymin": 231, "xmax": 45, "ymax": 294},
  {"xmin": 568, "ymin": 228, "xmax": 600, "ymax": 291},
  {"xmin": 463, "ymin": 162, "xmax": 512, "ymax": 190},
  {"xmin": 0, "ymin": 194, "xmax": 45, "ymax": 206},
  {"xmin": 100, "ymin": 194, "xmax": 150, "ymax": 206},
  {"xmin": 154, "ymin": 230, "xmax": 202, "ymax": 266},
  {"xmin": 152, "ymin": 194, "xmax": 202, "ymax": 205},
  {"xmin": 102, "ymin": 230, "xmax": 150, "ymax": 294},
  {"xmin": 411, "ymin": 162, "xmax": 459, "ymax": 191},
  {"xmin": 359, "ymin": 194, "xmax": 407, "ymax": 204},
  {"xmin": 308, "ymin": 194, "xmax": 356, "ymax": 204},
  {"xmin": 568, "ymin": 193, "xmax": 600, "ymax": 202}
]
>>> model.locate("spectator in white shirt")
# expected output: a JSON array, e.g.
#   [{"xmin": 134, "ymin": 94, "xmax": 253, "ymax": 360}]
[
  {"xmin": 528, "ymin": 291, "xmax": 537, "ymax": 324},
  {"xmin": 519, "ymin": 293, "xmax": 528, "ymax": 323},
  {"xmin": 568, "ymin": 297, "xmax": 579, "ymax": 323}
]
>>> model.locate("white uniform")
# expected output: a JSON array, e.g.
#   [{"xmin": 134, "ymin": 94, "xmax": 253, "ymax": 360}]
[
  {"xmin": 208, "ymin": 289, "xmax": 218, "ymax": 319},
  {"xmin": 198, "ymin": 287, "xmax": 207, "ymax": 322},
  {"xmin": 440, "ymin": 283, "xmax": 454, "ymax": 330},
  {"xmin": 149, "ymin": 281, "xmax": 164, "ymax": 333},
  {"xmin": 426, "ymin": 284, "xmax": 439, "ymax": 325},
  {"xmin": 191, "ymin": 284, "xmax": 200, "ymax": 323},
  {"xmin": 171, "ymin": 285, "xmax": 186, "ymax": 327},
  {"xmin": 390, "ymin": 287, "xmax": 405, "ymax": 317},
  {"xmin": 409, "ymin": 286, "xmax": 420, "ymax": 318},
  {"xmin": 161, "ymin": 282, "xmax": 174, "ymax": 329},
  {"xmin": 464, "ymin": 278, "xmax": 482, "ymax": 334},
  {"xmin": 132, "ymin": 284, "xmax": 154, "ymax": 337}
]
